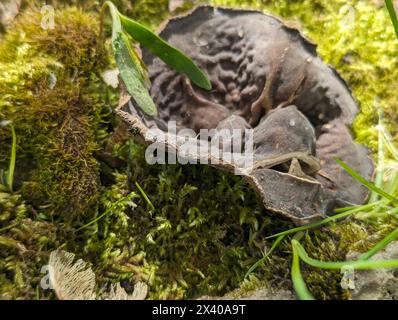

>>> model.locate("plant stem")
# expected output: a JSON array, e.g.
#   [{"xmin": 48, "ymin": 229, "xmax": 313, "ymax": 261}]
[
  {"xmin": 291, "ymin": 239, "xmax": 315, "ymax": 300},
  {"xmin": 360, "ymin": 227, "xmax": 398, "ymax": 261},
  {"xmin": 266, "ymin": 201, "xmax": 382, "ymax": 239},
  {"xmin": 76, "ymin": 194, "xmax": 132, "ymax": 231},
  {"xmin": 7, "ymin": 124, "xmax": 16, "ymax": 193},
  {"xmin": 385, "ymin": 0, "xmax": 398, "ymax": 39},
  {"xmin": 245, "ymin": 235, "xmax": 285, "ymax": 278},
  {"xmin": 293, "ymin": 239, "xmax": 398, "ymax": 270},
  {"xmin": 370, "ymin": 107, "xmax": 385, "ymax": 203}
]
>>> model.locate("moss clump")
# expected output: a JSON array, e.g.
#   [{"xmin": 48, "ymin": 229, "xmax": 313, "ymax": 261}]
[
  {"xmin": 0, "ymin": 6, "xmax": 117, "ymax": 299},
  {"xmin": 76, "ymin": 142, "xmax": 287, "ymax": 299},
  {"xmin": 114, "ymin": 0, "xmax": 170, "ymax": 27},
  {"xmin": 0, "ymin": 184, "xmax": 58, "ymax": 299},
  {"xmin": 34, "ymin": 0, "xmax": 172, "ymax": 28},
  {"xmin": 0, "ymin": 7, "xmax": 114, "ymax": 219}
]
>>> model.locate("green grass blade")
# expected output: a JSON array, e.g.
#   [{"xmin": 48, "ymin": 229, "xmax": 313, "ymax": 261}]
[
  {"xmin": 77, "ymin": 194, "xmax": 133, "ymax": 231},
  {"xmin": 245, "ymin": 235, "xmax": 285, "ymax": 279},
  {"xmin": 6, "ymin": 124, "xmax": 16, "ymax": 193},
  {"xmin": 114, "ymin": 31, "xmax": 157, "ymax": 116},
  {"xmin": 387, "ymin": 172, "xmax": 398, "ymax": 196},
  {"xmin": 266, "ymin": 201, "xmax": 381, "ymax": 239},
  {"xmin": 119, "ymin": 14, "xmax": 212, "ymax": 90},
  {"xmin": 335, "ymin": 158, "xmax": 398, "ymax": 205},
  {"xmin": 386, "ymin": 0, "xmax": 398, "ymax": 39},
  {"xmin": 387, "ymin": 206, "xmax": 398, "ymax": 217},
  {"xmin": 360, "ymin": 227, "xmax": 398, "ymax": 261},
  {"xmin": 135, "ymin": 182, "xmax": 155, "ymax": 211},
  {"xmin": 381, "ymin": 129, "xmax": 398, "ymax": 161},
  {"xmin": 293, "ymin": 239, "xmax": 398, "ymax": 270},
  {"xmin": 370, "ymin": 110, "xmax": 385, "ymax": 203},
  {"xmin": 291, "ymin": 239, "xmax": 315, "ymax": 300}
]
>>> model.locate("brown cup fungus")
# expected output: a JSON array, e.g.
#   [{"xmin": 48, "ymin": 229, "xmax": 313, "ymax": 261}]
[{"xmin": 116, "ymin": 6, "xmax": 374, "ymax": 225}]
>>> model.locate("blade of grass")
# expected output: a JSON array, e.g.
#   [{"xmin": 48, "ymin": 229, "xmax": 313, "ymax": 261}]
[
  {"xmin": 333, "ymin": 200, "xmax": 384, "ymax": 213},
  {"xmin": 119, "ymin": 14, "xmax": 212, "ymax": 90},
  {"xmin": 77, "ymin": 194, "xmax": 133, "ymax": 231},
  {"xmin": 335, "ymin": 158, "xmax": 398, "ymax": 205},
  {"xmin": 385, "ymin": 0, "xmax": 398, "ymax": 39},
  {"xmin": 370, "ymin": 109, "xmax": 385, "ymax": 203},
  {"xmin": 386, "ymin": 169, "xmax": 398, "ymax": 195},
  {"xmin": 387, "ymin": 206, "xmax": 398, "ymax": 218},
  {"xmin": 245, "ymin": 235, "xmax": 285, "ymax": 279},
  {"xmin": 6, "ymin": 124, "xmax": 16, "ymax": 193},
  {"xmin": 135, "ymin": 182, "xmax": 155, "ymax": 211},
  {"xmin": 360, "ymin": 227, "xmax": 398, "ymax": 261},
  {"xmin": 382, "ymin": 129, "xmax": 398, "ymax": 161},
  {"xmin": 291, "ymin": 238, "xmax": 315, "ymax": 300},
  {"xmin": 266, "ymin": 201, "xmax": 381, "ymax": 239},
  {"xmin": 293, "ymin": 239, "xmax": 398, "ymax": 270}
]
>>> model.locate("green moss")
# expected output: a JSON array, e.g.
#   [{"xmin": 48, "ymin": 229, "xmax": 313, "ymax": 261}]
[
  {"xmin": 0, "ymin": 7, "xmax": 114, "ymax": 219},
  {"xmin": 0, "ymin": 184, "xmax": 58, "ymax": 299},
  {"xmin": 0, "ymin": 6, "xmax": 117, "ymax": 299},
  {"xmin": 34, "ymin": 0, "xmax": 172, "ymax": 28},
  {"xmin": 73, "ymin": 142, "xmax": 286, "ymax": 299},
  {"xmin": 115, "ymin": 0, "xmax": 170, "ymax": 27}
]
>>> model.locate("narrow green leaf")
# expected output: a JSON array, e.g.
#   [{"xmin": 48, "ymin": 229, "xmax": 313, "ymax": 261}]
[
  {"xmin": 381, "ymin": 128, "xmax": 398, "ymax": 161},
  {"xmin": 266, "ymin": 201, "xmax": 381, "ymax": 239},
  {"xmin": 360, "ymin": 227, "xmax": 398, "ymax": 261},
  {"xmin": 291, "ymin": 239, "xmax": 315, "ymax": 300},
  {"xmin": 335, "ymin": 158, "xmax": 398, "ymax": 205},
  {"xmin": 293, "ymin": 239, "xmax": 398, "ymax": 270},
  {"xmin": 114, "ymin": 31, "xmax": 157, "ymax": 116},
  {"xmin": 119, "ymin": 14, "xmax": 212, "ymax": 90},
  {"xmin": 7, "ymin": 124, "xmax": 16, "ymax": 193},
  {"xmin": 126, "ymin": 36, "xmax": 151, "ymax": 87},
  {"xmin": 135, "ymin": 182, "xmax": 155, "ymax": 211},
  {"xmin": 101, "ymin": 1, "xmax": 156, "ymax": 116},
  {"xmin": 386, "ymin": 0, "xmax": 398, "ymax": 39},
  {"xmin": 387, "ymin": 172, "xmax": 398, "ymax": 196},
  {"xmin": 370, "ymin": 109, "xmax": 385, "ymax": 203},
  {"xmin": 77, "ymin": 194, "xmax": 133, "ymax": 231},
  {"xmin": 245, "ymin": 235, "xmax": 285, "ymax": 279}
]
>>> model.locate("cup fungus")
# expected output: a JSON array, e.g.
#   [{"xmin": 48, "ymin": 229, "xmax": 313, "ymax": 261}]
[{"xmin": 116, "ymin": 6, "xmax": 374, "ymax": 225}]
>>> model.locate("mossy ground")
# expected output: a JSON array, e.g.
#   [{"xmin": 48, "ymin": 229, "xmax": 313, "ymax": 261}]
[{"xmin": 0, "ymin": 0, "xmax": 397, "ymax": 300}]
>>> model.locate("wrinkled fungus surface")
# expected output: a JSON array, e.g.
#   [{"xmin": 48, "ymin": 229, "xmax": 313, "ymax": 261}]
[{"xmin": 117, "ymin": 6, "xmax": 374, "ymax": 225}]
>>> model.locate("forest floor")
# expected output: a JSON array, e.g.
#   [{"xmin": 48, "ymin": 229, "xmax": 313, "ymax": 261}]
[{"xmin": 0, "ymin": 0, "xmax": 398, "ymax": 300}]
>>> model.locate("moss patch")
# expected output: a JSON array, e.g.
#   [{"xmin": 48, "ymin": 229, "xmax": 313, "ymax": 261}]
[{"xmin": 0, "ymin": 7, "xmax": 113, "ymax": 219}]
